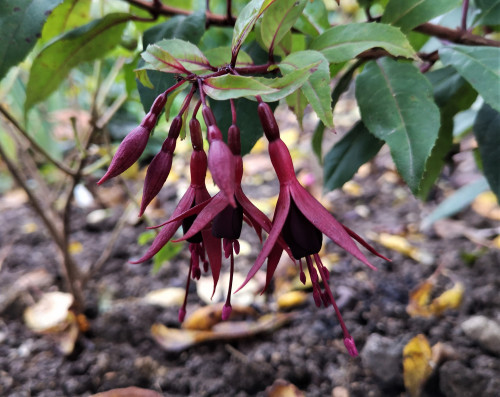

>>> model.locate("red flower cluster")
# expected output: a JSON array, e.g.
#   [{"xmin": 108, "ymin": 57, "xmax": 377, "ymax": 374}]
[{"xmin": 98, "ymin": 84, "xmax": 388, "ymax": 357}]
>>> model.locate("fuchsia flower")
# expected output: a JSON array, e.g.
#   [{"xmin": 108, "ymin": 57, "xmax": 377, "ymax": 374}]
[
  {"xmin": 169, "ymin": 120, "xmax": 289, "ymax": 320},
  {"xmin": 130, "ymin": 117, "xmax": 221, "ymax": 322},
  {"xmin": 237, "ymin": 101, "xmax": 390, "ymax": 357}
]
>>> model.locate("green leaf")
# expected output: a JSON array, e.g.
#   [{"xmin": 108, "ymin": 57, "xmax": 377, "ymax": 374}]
[
  {"xmin": 474, "ymin": 103, "xmax": 500, "ymax": 201},
  {"xmin": 204, "ymin": 63, "xmax": 318, "ymax": 101},
  {"xmin": 355, "ymin": 58, "xmax": 440, "ymax": 193},
  {"xmin": 231, "ymin": 0, "xmax": 277, "ymax": 60},
  {"xmin": 204, "ymin": 47, "xmax": 253, "ymax": 67},
  {"xmin": 25, "ymin": 13, "xmax": 131, "ymax": 111},
  {"xmin": 142, "ymin": 38, "xmax": 212, "ymax": 74},
  {"xmin": 137, "ymin": 12, "xmax": 206, "ymax": 113},
  {"xmin": 310, "ymin": 23, "xmax": 416, "ymax": 64},
  {"xmin": 382, "ymin": 0, "xmax": 461, "ymax": 32},
  {"xmin": 152, "ymin": 241, "xmax": 184, "ymax": 274},
  {"xmin": 421, "ymin": 177, "xmax": 490, "ymax": 230},
  {"xmin": 312, "ymin": 122, "xmax": 325, "ymax": 164},
  {"xmin": 40, "ymin": 0, "xmax": 91, "ymax": 43},
  {"xmin": 324, "ymin": 122, "xmax": 384, "ymax": 191},
  {"xmin": 295, "ymin": 0, "xmax": 330, "ymax": 37},
  {"xmin": 0, "ymin": 0, "xmax": 63, "ymax": 81},
  {"xmin": 280, "ymin": 50, "xmax": 334, "ymax": 128},
  {"xmin": 203, "ymin": 74, "xmax": 277, "ymax": 100},
  {"xmin": 260, "ymin": 0, "xmax": 307, "ymax": 54},
  {"xmin": 417, "ymin": 66, "xmax": 478, "ymax": 199},
  {"xmin": 210, "ymin": 98, "xmax": 278, "ymax": 155},
  {"xmin": 286, "ymin": 88, "xmax": 308, "ymax": 128},
  {"xmin": 474, "ymin": 0, "xmax": 500, "ymax": 26},
  {"xmin": 439, "ymin": 45, "xmax": 500, "ymax": 112}
]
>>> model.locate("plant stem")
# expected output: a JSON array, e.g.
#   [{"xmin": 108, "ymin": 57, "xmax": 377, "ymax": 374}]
[{"xmin": 461, "ymin": 0, "xmax": 470, "ymax": 31}]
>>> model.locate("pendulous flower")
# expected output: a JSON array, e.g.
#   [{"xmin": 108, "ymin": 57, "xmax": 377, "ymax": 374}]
[
  {"xmin": 237, "ymin": 101, "xmax": 389, "ymax": 357},
  {"xmin": 97, "ymin": 91, "xmax": 168, "ymax": 185},
  {"xmin": 131, "ymin": 117, "xmax": 221, "ymax": 322}
]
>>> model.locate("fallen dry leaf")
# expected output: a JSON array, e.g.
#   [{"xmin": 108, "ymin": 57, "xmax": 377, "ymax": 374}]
[
  {"xmin": 403, "ymin": 334, "xmax": 433, "ymax": 397},
  {"xmin": 182, "ymin": 303, "xmax": 257, "ymax": 331},
  {"xmin": 429, "ymin": 282, "xmax": 464, "ymax": 316},
  {"xmin": 142, "ymin": 287, "xmax": 185, "ymax": 308},
  {"xmin": 266, "ymin": 378, "xmax": 305, "ymax": 397},
  {"xmin": 377, "ymin": 233, "xmax": 434, "ymax": 265},
  {"xmin": 91, "ymin": 386, "xmax": 162, "ymax": 397},
  {"xmin": 152, "ymin": 312, "xmax": 295, "ymax": 352},
  {"xmin": 24, "ymin": 291, "xmax": 74, "ymax": 333},
  {"xmin": 472, "ymin": 191, "xmax": 500, "ymax": 221},
  {"xmin": 277, "ymin": 291, "xmax": 308, "ymax": 309},
  {"xmin": 407, "ymin": 278, "xmax": 464, "ymax": 318}
]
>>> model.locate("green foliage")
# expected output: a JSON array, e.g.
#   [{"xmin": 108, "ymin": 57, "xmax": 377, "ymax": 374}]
[
  {"xmin": 355, "ymin": 58, "xmax": 440, "ymax": 194},
  {"xmin": 474, "ymin": 104, "xmax": 500, "ymax": 200},
  {"xmin": 0, "ymin": 0, "xmax": 64, "ymax": 80},
  {"xmin": 439, "ymin": 45, "xmax": 500, "ymax": 112},
  {"xmin": 25, "ymin": 13, "xmax": 131, "ymax": 111},
  {"xmin": 323, "ymin": 122, "xmax": 384, "ymax": 191}
]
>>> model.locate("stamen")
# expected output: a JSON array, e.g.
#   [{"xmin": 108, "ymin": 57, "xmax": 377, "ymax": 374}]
[
  {"xmin": 315, "ymin": 255, "xmax": 358, "ymax": 357},
  {"xmin": 299, "ymin": 259, "xmax": 306, "ymax": 285},
  {"xmin": 179, "ymin": 255, "xmax": 194, "ymax": 322},
  {"xmin": 222, "ymin": 241, "xmax": 235, "ymax": 320}
]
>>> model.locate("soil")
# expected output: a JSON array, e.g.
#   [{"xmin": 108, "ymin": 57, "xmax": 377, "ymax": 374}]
[{"xmin": 1, "ymin": 121, "xmax": 499, "ymax": 397}]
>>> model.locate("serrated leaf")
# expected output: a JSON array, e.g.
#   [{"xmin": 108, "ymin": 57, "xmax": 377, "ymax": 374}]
[
  {"xmin": 474, "ymin": 104, "xmax": 500, "ymax": 201},
  {"xmin": 204, "ymin": 47, "xmax": 253, "ymax": 67},
  {"xmin": 280, "ymin": 50, "xmax": 334, "ymax": 128},
  {"xmin": 211, "ymin": 99, "xmax": 278, "ymax": 155},
  {"xmin": 310, "ymin": 23, "xmax": 416, "ymax": 64},
  {"xmin": 323, "ymin": 122, "xmax": 384, "ymax": 191},
  {"xmin": 286, "ymin": 89, "xmax": 308, "ymax": 128},
  {"xmin": 137, "ymin": 11, "xmax": 206, "ymax": 113},
  {"xmin": 355, "ymin": 58, "xmax": 440, "ymax": 193},
  {"xmin": 260, "ymin": 0, "xmax": 307, "ymax": 54},
  {"xmin": 25, "ymin": 13, "xmax": 130, "ymax": 111},
  {"xmin": 231, "ymin": 0, "xmax": 277, "ymax": 60},
  {"xmin": 0, "ymin": 0, "xmax": 64, "ymax": 81},
  {"xmin": 420, "ymin": 177, "xmax": 490, "ymax": 229},
  {"xmin": 439, "ymin": 45, "xmax": 500, "ymax": 112},
  {"xmin": 382, "ymin": 0, "xmax": 461, "ymax": 32},
  {"xmin": 474, "ymin": 0, "xmax": 500, "ymax": 26},
  {"xmin": 418, "ymin": 67, "xmax": 478, "ymax": 199},
  {"xmin": 40, "ymin": 0, "xmax": 91, "ymax": 43},
  {"xmin": 142, "ymin": 38, "xmax": 212, "ymax": 74},
  {"xmin": 295, "ymin": 0, "xmax": 330, "ymax": 37}
]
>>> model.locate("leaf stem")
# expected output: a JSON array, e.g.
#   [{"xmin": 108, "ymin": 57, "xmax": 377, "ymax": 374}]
[{"xmin": 461, "ymin": 0, "xmax": 470, "ymax": 31}]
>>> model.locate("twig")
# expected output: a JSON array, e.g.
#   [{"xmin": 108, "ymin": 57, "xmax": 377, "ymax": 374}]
[{"xmin": 0, "ymin": 105, "xmax": 76, "ymax": 176}]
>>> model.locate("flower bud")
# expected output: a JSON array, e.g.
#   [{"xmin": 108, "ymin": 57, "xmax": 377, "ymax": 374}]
[
  {"xmin": 139, "ymin": 148, "xmax": 173, "ymax": 216},
  {"xmin": 189, "ymin": 118, "xmax": 204, "ymax": 151},
  {"xmin": 257, "ymin": 102, "xmax": 280, "ymax": 142},
  {"xmin": 97, "ymin": 125, "xmax": 150, "ymax": 185},
  {"xmin": 202, "ymin": 106, "xmax": 217, "ymax": 127},
  {"xmin": 228, "ymin": 124, "xmax": 241, "ymax": 155}
]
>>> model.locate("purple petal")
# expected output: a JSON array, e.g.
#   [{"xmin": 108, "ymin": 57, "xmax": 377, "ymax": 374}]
[
  {"xmin": 201, "ymin": 229, "xmax": 221, "ymax": 297},
  {"xmin": 290, "ymin": 182, "xmax": 376, "ymax": 270},
  {"xmin": 236, "ymin": 187, "xmax": 291, "ymax": 293},
  {"xmin": 208, "ymin": 140, "xmax": 236, "ymax": 207},
  {"xmin": 130, "ymin": 188, "xmax": 195, "ymax": 263},
  {"xmin": 173, "ymin": 193, "xmax": 229, "ymax": 242},
  {"xmin": 262, "ymin": 244, "xmax": 283, "ymax": 294}
]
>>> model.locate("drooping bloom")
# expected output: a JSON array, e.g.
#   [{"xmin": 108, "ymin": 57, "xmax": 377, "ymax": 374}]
[
  {"xmin": 130, "ymin": 118, "xmax": 221, "ymax": 322},
  {"xmin": 97, "ymin": 91, "xmax": 168, "ymax": 185},
  {"xmin": 237, "ymin": 102, "xmax": 390, "ymax": 357},
  {"xmin": 169, "ymin": 122, "xmax": 289, "ymax": 319}
]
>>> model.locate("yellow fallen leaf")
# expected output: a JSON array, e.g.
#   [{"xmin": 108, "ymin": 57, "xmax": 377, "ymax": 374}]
[
  {"xmin": 266, "ymin": 379, "xmax": 305, "ymax": 397},
  {"xmin": 429, "ymin": 282, "xmax": 464, "ymax": 316},
  {"xmin": 121, "ymin": 161, "xmax": 139, "ymax": 180},
  {"xmin": 22, "ymin": 222, "xmax": 38, "ymax": 234},
  {"xmin": 182, "ymin": 304, "xmax": 257, "ymax": 331},
  {"xmin": 378, "ymin": 233, "xmax": 433, "ymax": 265},
  {"xmin": 69, "ymin": 241, "xmax": 83, "ymax": 254},
  {"xmin": 403, "ymin": 334, "xmax": 433, "ymax": 397},
  {"xmin": 277, "ymin": 291, "xmax": 308, "ymax": 309},
  {"xmin": 407, "ymin": 280, "xmax": 433, "ymax": 317},
  {"xmin": 152, "ymin": 312, "xmax": 295, "ymax": 352},
  {"xmin": 493, "ymin": 235, "xmax": 500, "ymax": 249},
  {"xmin": 91, "ymin": 386, "xmax": 163, "ymax": 397},
  {"xmin": 142, "ymin": 287, "xmax": 185, "ymax": 308},
  {"xmin": 342, "ymin": 180, "xmax": 363, "ymax": 197},
  {"xmin": 472, "ymin": 191, "xmax": 500, "ymax": 221}
]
